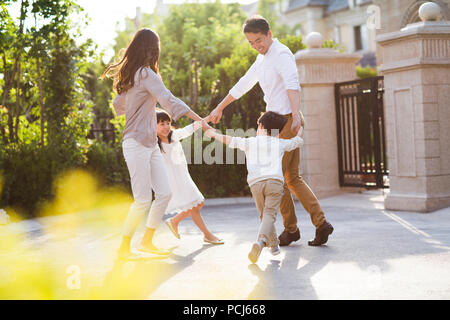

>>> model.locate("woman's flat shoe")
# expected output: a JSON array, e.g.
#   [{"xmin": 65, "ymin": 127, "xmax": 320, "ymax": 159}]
[
  {"xmin": 204, "ymin": 238, "xmax": 224, "ymax": 245},
  {"xmin": 165, "ymin": 219, "xmax": 180, "ymax": 239},
  {"xmin": 137, "ymin": 244, "xmax": 170, "ymax": 256}
]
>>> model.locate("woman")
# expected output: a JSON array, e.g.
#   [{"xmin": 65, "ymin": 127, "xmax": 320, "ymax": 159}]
[{"xmin": 102, "ymin": 29, "xmax": 205, "ymax": 258}]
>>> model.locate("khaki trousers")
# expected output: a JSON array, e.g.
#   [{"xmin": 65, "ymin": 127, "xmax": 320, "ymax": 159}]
[
  {"xmin": 279, "ymin": 114, "xmax": 326, "ymax": 232},
  {"xmin": 250, "ymin": 179, "xmax": 284, "ymax": 247}
]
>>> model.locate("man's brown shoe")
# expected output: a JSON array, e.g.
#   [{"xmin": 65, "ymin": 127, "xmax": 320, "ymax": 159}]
[
  {"xmin": 278, "ymin": 228, "xmax": 300, "ymax": 247},
  {"xmin": 308, "ymin": 222, "xmax": 334, "ymax": 246}
]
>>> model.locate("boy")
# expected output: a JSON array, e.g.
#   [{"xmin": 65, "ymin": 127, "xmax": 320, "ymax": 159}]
[{"xmin": 203, "ymin": 111, "xmax": 303, "ymax": 263}]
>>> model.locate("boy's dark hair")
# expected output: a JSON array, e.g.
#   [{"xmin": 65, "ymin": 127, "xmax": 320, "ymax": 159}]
[
  {"xmin": 257, "ymin": 111, "xmax": 288, "ymax": 136},
  {"xmin": 156, "ymin": 110, "xmax": 173, "ymax": 153},
  {"xmin": 243, "ymin": 15, "xmax": 270, "ymax": 35}
]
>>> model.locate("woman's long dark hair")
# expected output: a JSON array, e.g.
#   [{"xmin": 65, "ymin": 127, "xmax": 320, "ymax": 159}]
[
  {"xmin": 156, "ymin": 110, "xmax": 173, "ymax": 153},
  {"xmin": 101, "ymin": 29, "xmax": 160, "ymax": 94}
]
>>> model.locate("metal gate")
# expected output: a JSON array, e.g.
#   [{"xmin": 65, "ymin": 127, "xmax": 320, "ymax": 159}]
[{"xmin": 334, "ymin": 76, "xmax": 389, "ymax": 188}]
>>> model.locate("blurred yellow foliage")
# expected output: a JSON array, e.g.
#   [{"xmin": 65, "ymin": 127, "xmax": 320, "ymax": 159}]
[{"xmin": 0, "ymin": 169, "xmax": 169, "ymax": 299}]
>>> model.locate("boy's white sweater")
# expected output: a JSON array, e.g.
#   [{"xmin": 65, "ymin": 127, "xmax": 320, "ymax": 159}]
[{"xmin": 229, "ymin": 135, "xmax": 303, "ymax": 187}]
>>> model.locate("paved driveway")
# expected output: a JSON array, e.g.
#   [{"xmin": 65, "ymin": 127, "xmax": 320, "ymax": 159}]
[{"xmin": 1, "ymin": 191, "xmax": 450, "ymax": 299}]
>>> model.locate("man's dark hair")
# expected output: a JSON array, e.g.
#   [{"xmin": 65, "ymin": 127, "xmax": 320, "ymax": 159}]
[
  {"xmin": 257, "ymin": 111, "xmax": 288, "ymax": 136},
  {"xmin": 243, "ymin": 15, "xmax": 270, "ymax": 35}
]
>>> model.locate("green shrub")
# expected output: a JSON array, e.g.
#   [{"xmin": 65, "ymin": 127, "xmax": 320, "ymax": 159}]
[
  {"xmin": 0, "ymin": 142, "xmax": 87, "ymax": 218},
  {"xmin": 356, "ymin": 65, "xmax": 378, "ymax": 79},
  {"xmin": 85, "ymin": 139, "xmax": 130, "ymax": 188}
]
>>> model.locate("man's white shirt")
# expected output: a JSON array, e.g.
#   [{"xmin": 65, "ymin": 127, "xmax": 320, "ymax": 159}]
[{"xmin": 229, "ymin": 38, "xmax": 300, "ymax": 115}]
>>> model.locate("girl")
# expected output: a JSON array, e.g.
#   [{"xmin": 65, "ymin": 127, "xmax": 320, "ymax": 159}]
[
  {"xmin": 101, "ymin": 29, "xmax": 205, "ymax": 259},
  {"xmin": 156, "ymin": 110, "xmax": 223, "ymax": 244}
]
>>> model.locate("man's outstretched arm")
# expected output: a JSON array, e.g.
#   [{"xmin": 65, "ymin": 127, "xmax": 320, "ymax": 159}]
[
  {"xmin": 208, "ymin": 59, "xmax": 259, "ymax": 124},
  {"xmin": 207, "ymin": 94, "xmax": 236, "ymax": 124}
]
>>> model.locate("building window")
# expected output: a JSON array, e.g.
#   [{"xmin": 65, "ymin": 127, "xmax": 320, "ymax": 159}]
[
  {"xmin": 361, "ymin": 24, "xmax": 368, "ymax": 50},
  {"xmin": 334, "ymin": 26, "xmax": 341, "ymax": 44},
  {"xmin": 354, "ymin": 25, "xmax": 362, "ymax": 51},
  {"xmin": 353, "ymin": 24, "xmax": 368, "ymax": 51}
]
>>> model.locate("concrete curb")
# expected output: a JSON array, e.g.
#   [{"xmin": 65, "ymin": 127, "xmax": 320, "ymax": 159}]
[
  {"xmin": 4, "ymin": 199, "xmax": 256, "ymax": 235},
  {"xmin": 201, "ymin": 189, "xmax": 386, "ymax": 208},
  {"xmin": 204, "ymin": 197, "xmax": 255, "ymax": 207}
]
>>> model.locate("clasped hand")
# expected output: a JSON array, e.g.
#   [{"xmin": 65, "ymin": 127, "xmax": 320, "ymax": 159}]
[{"xmin": 193, "ymin": 117, "xmax": 213, "ymax": 133}]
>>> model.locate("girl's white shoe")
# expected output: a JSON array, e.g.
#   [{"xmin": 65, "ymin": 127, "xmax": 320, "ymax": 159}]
[
  {"xmin": 204, "ymin": 238, "xmax": 224, "ymax": 245},
  {"xmin": 165, "ymin": 219, "xmax": 180, "ymax": 239}
]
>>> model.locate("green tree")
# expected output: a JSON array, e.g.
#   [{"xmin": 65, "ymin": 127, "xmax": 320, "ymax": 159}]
[
  {"xmin": 0, "ymin": 0, "xmax": 96, "ymax": 217},
  {"xmin": 110, "ymin": 2, "xmax": 247, "ymax": 105},
  {"xmin": 257, "ymin": 0, "xmax": 291, "ymax": 37},
  {"xmin": 0, "ymin": 0, "xmax": 27, "ymax": 144}
]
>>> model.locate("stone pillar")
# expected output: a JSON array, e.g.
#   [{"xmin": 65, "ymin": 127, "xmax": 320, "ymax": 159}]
[
  {"xmin": 295, "ymin": 32, "xmax": 361, "ymax": 198},
  {"xmin": 377, "ymin": 2, "xmax": 450, "ymax": 212}
]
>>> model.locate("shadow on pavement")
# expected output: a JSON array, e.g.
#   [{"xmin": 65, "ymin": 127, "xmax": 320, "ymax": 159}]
[
  {"xmin": 96, "ymin": 245, "xmax": 213, "ymax": 299},
  {"xmin": 242, "ymin": 202, "xmax": 450, "ymax": 299},
  {"xmin": 247, "ymin": 244, "xmax": 333, "ymax": 299}
]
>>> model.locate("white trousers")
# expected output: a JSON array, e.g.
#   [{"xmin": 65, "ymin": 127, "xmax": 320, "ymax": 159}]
[{"xmin": 122, "ymin": 138, "xmax": 172, "ymax": 237}]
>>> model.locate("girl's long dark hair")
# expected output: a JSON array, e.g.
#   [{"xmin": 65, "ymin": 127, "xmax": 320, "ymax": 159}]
[
  {"xmin": 157, "ymin": 110, "xmax": 173, "ymax": 153},
  {"xmin": 101, "ymin": 28, "xmax": 160, "ymax": 94}
]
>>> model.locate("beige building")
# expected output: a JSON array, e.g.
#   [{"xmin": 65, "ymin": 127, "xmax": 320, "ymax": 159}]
[
  {"xmin": 154, "ymin": 1, "xmax": 450, "ymax": 65},
  {"xmin": 372, "ymin": 0, "xmax": 450, "ymax": 65},
  {"xmin": 243, "ymin": 0, "xmax": 450, "ymax": 66},
  {"xmin": 375, "ymin": 2, "xmax": 450, "ymax": 212},
  {"xmin": 289, "ymin": 2, "xmax": 450, "ymax": 212},
  {"xmin": 280, "ymin": 0, "xmax": 377, "ymax": 55}
]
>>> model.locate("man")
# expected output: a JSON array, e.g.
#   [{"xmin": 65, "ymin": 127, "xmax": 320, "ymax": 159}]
[{"xmin": 208, "ymin": 15, "xmax": 334, "ymax": 246}]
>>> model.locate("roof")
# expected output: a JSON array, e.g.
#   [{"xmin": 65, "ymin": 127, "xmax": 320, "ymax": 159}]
[
  {"xmin": 326, "ymin": 0, "xmax": 349, "ymax": 14},
  {"xmin": 285, "ymin": 0, "xmax": 372, "ymax": 14},
  {"xmin": 285, "ymin": 0, "xmax": 330, "ymax": 13},
  {"xmin": 243, "ymin": 0, "xmax": 373, "ymax": 17}
]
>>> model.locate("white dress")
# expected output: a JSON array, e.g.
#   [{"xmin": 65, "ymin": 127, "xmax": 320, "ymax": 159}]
[{"xmin": 159, "ymin": 124, "xmax": 205, "ymax": 214}]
